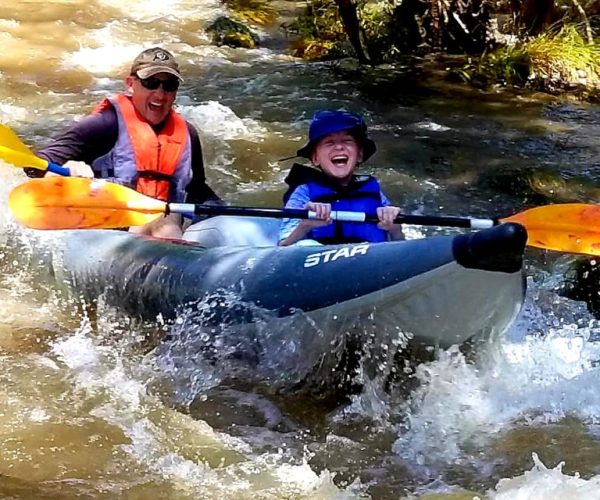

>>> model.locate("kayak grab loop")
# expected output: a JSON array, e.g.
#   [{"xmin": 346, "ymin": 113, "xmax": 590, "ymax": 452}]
[{"xmin": 452, "ymin": 222, "xmax": 527, "ymax": 273}]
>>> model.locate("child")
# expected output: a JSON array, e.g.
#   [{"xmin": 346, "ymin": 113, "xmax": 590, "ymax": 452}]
[{"xmin": 278, "ymin": 110, "xmax": 404, "ymax": 246}]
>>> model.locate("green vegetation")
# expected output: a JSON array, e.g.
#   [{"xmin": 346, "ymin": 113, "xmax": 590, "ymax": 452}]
[
  {"xmin": 223, "ymin": 0, "xmax": 277, "ymax": 25},
  {"xmin": 289, "ymin": 0, "xmax": 347, "ymax": 60},
  {"xmin": 213, "ymin": 0, "xmax": 600, "ymax": 101},
  {"xmin": 458, "ymin": 25, "xmax": 600, "ymax": 93},
  {"xmin": 527, "ymin": 25, "xmax": 600, "ymax": 86},
  {"xmin": 289, "ymin": 0, "xmax": 399, "ymax": 61},
  {"xmin": 358, "ymin": 2, "xmax": 398, "ymax": 62}
]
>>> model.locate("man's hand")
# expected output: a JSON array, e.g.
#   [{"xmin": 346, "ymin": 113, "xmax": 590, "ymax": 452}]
[{"xmin": 58, "ymin": 160, "xmax": 94, "ymax": 178}]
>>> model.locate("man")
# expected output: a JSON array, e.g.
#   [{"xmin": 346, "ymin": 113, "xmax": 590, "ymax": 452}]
[{"xmin": 26, "ymin": 47, "xmax": 220, "ymax": 238}]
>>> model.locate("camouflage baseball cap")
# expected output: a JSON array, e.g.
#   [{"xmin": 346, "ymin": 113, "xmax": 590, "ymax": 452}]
[{"xmin": 130, "ymin": 47, "xmax": 183, "ymax": 81}]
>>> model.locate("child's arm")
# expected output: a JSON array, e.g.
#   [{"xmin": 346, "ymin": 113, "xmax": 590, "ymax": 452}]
[
  {"xmin": 279, "ymin": 202, "xmax": 332, "ymax": 246},
  {"xmin": 378, "ymin": 191, "xmax": 404, "ymax": 241},
  {"xmin": 377, "ymin": 206, "xmax": 405, "ymax": 241},
  {"xmin": 278, "ymin": 184, "xmax": 332, "ymax": 246}
]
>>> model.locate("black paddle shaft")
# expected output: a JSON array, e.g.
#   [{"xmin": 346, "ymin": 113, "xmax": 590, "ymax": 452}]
[{"xmin": 171, "ymin": 204, "xmax": 500, "ymax": 229}]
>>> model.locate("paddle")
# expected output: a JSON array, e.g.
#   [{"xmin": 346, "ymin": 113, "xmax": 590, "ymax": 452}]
[
  {"xmin": 7, "ymin": 177, "xmax": 491, "ymax": 229},
  {"xmin": 0, "ymin": 124, "xmax": 70, "ymax": 176},
  {"xmin": 9, "ymin": 177, "xmax": 600, "ymax": 257}
]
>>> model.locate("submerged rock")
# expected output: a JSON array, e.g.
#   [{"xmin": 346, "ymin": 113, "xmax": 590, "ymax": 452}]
[
  {"xmin": 206, "ymin": 16, "xmax": 260, "ymax": 48},
  {"xmin": 477, "ymin": 165, "xmax": 600, "ymax": 205},
  {"xmin": 559, "ymin": 256, "xmax": 600, "ymax": 318}
]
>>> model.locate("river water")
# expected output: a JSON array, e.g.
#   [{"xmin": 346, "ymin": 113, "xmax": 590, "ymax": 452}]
[{"xmin": 3, "ymin": 1, "xmax": 600, "ymax": 498}]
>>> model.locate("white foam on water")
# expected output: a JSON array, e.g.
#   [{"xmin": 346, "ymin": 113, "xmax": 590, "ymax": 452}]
[
  {"xmin": 64, "ymin": 40, "xmax": 217, "ymax": 78},
  {"xmin": 61, "ymin": 0, "xmax": 229, "ymax": 77},
  {"xmin": 0, "ymin": 103, "xmax": 30, "ymax": 123},
  {"xmin": 98, "ymin": 0, "xmax": 223, "ymax": 23},
  {"xmin": 65, "ymin": 41, "xmax": 233, "ymax": 78},
  {"xmin": 178, "ymin": 101, "xmax": 269, "ymax": 186},
  {"xmin": 414, "ymin": 120, "xmax": 452, "ymax": 132},
  {"xmin": 393, "ymin": 345, "xmax": 494, "ymax": 465},
  {"xmin": 65, "ymin": 40, "xmax": 145, "ymax": 76},
  {"xmin": 399, "ymin": 333, "xmax": 600, "ymax": 458},
  {"xmin": 180, "ymin": 101, "xmax": 268, "ymax": 141},
  {"xmin": 0, "ymin": 19, "xmax": 19, "ymax": 29},
  {"xmin": 489, "ymin": 453, "xmax": 600, "ymax": 500},
  {"xmin": 49, "ymin": 312, "xmax": 356, "ymax": 496},
  {"xmin": 273, "ymin": 462, "xmax": 342, "ymax": 495},
  {"xmin": 51, "ymin": 323, "xmax": 233, "ymax": 491},
  {"xmin": 0, "ymin": 165, "xmax": 26, "ymax": 235},
  {"xmin": 402, "ymin": 224, "xmax": 427, "ymax": 240},
  {"xmin": 53, "ymin": 331, "xmax": 101, "ymax": 372},
  {"xmin": 393, "ymin": 287, "xmax": 600, "ymax": 468},
  {"xmin": 28, "ymin": 407, "xmax": 51, "ymax": 423}
]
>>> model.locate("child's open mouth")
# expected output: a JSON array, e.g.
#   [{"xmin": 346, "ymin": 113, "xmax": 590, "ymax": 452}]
[{"xmin": 331, "ymin": 155, "xmax": 349, "ymax": 166}]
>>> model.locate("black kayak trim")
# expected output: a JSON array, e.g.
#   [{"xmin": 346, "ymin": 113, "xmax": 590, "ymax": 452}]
[{"xmin": 453, "ymin": 222, "xmax": 527, "ymax": 273}]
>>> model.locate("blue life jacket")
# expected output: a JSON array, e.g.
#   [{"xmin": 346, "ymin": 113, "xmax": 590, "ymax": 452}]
[{"xmin": 283, "ymin": 164, "xmax": 388, "ymax": 244}]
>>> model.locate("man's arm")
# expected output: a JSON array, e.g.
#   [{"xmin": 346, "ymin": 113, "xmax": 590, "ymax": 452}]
[
  {"xmin": 25, "ymin": 110, "xmax": 118, "ymax": 178},
  {"xmin": 184, "ymin": 123, "xmax": 222, "ymax": 205}
]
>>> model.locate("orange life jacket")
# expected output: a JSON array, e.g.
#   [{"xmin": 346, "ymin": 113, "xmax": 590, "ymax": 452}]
[{"xmin": 93, "ymin": 94, "xmax": 189, "ymax": 201}]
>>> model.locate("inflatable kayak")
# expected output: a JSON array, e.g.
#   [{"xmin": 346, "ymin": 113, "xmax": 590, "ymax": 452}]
[{"xmin": 51, "ymin": 216, "xmax": 527, "ymax": 383}]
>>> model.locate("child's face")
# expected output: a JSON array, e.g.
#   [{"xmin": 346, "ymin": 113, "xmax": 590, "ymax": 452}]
[{"xmin": 311, "ymin": 131, "xmax": 363, "ymax": 185}]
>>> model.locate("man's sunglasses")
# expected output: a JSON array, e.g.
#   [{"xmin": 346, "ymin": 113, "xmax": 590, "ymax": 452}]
[{"xmin": 136, "ymin": 76, "xmax": 180, "ymax": 92}]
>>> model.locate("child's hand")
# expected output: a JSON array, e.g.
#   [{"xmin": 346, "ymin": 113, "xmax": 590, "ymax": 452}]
[
  {"xmin": 377, "ymin": 206, "xmax": 400, "ymax": 231},
  {"xmin": 307, "ymin": 202, "xmax": 332, "ymax": 220},
  {"xmin": 302, "ymin": 202, "xmax": 332, "ymax": 228},
  {"xmin": 377, "ymin": 206, "xmax": 405, "ymax": 240}
]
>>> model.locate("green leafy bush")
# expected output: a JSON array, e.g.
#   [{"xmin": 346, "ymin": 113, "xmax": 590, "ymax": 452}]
[
  {"xmin": 224, "ymin": 0, "xmax": 277, "ymax": 25},
  {"xmin": 459, "ymin": 24, "xmax": 600, "ymax": 91}
]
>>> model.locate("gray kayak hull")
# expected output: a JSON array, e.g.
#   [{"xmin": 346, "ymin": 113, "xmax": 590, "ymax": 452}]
[{"xmin": 50, "ymin": 219, "xmax": 527, "ymax": 350}]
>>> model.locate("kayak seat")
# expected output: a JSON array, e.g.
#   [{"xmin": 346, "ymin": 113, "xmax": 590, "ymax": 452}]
[{"xmin": 182, "ymin": 216, "xmax": 281, "ymax": 248}]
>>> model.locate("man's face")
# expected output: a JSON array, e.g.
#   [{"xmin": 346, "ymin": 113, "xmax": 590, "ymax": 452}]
[{"xmin": 126, "ymin": 72, "xmax": 179, "ymax": 125}]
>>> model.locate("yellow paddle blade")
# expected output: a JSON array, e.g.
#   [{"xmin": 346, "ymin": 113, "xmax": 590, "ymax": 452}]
[
  {"xmin": 0, "ymin": 144, "xmax": 48, "ymax": 170},
  {"xmin": 0, "ymin": 124, "xmax": 34, "ymax": 153},
  {"xmin": 9, "ymin": 177, "xmax": 167, "ymax": 230},
  {"xmin": 0, "ymin": 124, "xmax": 49, "ymax": 170},
  {"xmin": 502, "ymin": 203, "xmax": 600, "ymax": 256}
]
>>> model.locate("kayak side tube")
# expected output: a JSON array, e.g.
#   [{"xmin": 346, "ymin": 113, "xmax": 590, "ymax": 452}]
[{"xmin": 55, "ymin": 223, "xmax": 527, "ymax": 348}]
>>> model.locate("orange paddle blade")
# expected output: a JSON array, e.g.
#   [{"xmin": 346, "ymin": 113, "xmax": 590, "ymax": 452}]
[
  {"xmin": 9, "ymin": 177, "xmax": 166, "ymax": 230},
  {"xmin": 502, "ymin": 203, "xmax": 600, "ymax": 256}
]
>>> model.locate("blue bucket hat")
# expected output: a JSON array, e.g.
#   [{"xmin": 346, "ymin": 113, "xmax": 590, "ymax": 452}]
[{"xmin": 296, "ymin": 110, "xmax": 377, "ymax": 162}]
